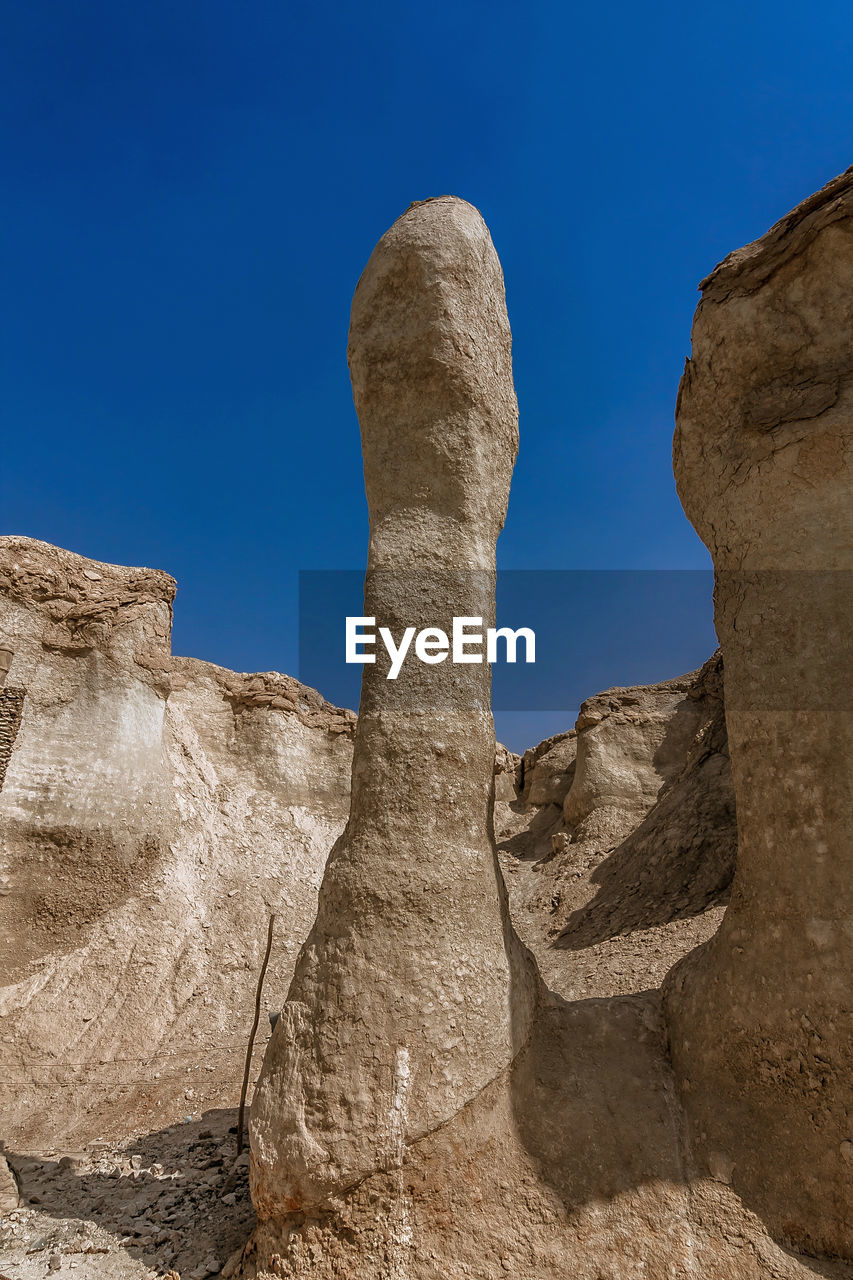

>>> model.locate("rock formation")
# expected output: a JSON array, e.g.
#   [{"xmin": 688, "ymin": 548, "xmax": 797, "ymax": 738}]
[
  {"xmin": 0, "ymin": 534, "xmax": 732, "ymax": 1168},
  {"xmin": 0, "ymin": 536, "xmax": 355, "ymax": 1150},
  {"xmin": 667, "ymin": 167, "xmax": 853, "ymax": 1257},
  {"xmin": 0, "ymin": 1154, "xmax": 20, "ymax": 1213},
  {"xmin": 240, "ymin": 195, "xmax": 840, "ymax": 1280},
  {"xmin": 519, "ymin": 728, "xmax": 577, "ymax": 808},
  {"xmin": 4, "ymin": 174, "xmax": 851, "ymax": 1280},
  {"xmin": 497, "ymin": 654, "xmax": 737, "ymax": 1001},
  {"xmin": 247, "ymin": 196, "xmax": 540, "ymax": 1265}
]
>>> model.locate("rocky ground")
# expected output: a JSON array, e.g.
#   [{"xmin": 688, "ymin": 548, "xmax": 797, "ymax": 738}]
[{"xmin": 0, "ymin": 1110, "xmax": 251, "ymax": 1280}]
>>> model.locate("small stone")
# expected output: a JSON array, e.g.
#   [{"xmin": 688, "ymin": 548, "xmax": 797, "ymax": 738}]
[
  {"xmin": 220, "ymin": 1250, "xmax": 244, "ymax": 1279},
  {"xmin": 707, "ymin": 1151, "xmax": 735, "ymax": 1185},
  {"xmin": 0, "ymin": 1153, "xmax": 20, "ymax": 1211}
]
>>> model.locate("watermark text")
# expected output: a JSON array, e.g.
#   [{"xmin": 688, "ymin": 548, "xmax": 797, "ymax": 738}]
[{"xmin": 346, "ymin": 616, "xmax": 536, "ymax": 679}]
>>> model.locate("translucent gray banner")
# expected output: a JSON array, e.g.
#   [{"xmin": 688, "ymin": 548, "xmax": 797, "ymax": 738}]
[{"xmin": 299, "ymin": 570, "xmax": 719, "ymax": 713}]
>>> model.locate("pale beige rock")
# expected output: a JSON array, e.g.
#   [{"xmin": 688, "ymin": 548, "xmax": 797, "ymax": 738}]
[
  {"xmin": 564, "ymin": 673, "xmax": 707, "ymax": 835},
  {"xmin": 239, "ymin": 200, "xmax": 834, "ymax": 1280},
  {"xmin": 247, "ymin": 196, "xmax": 540, "ymax": 1230},
  {"xmin": 496, "ymin": 654, "xmax": 736, "ymax": 1002},
  {"xmin": 0, "ymin": 536, "xmax": 355, "ymax": 1149},
  {"xmin": 493, "ymin": 741, "xmax": 521, "ymax": 802},
  {"xmin": 521, "ymin": 729, "xmax": 576, "ymax": 807},
  {"xmin": 666, "ymin": 167, "xmax": 853, "ymax": 1257},
  {"xmin": 0, "ymin": 534, "xmax": 544, "ymax": 1156},
  {"xmin": 3, "ymin": 180, "xmax": 847, "ymax": 1276},
  {"xmin": 0, "ymin": 1152, "xmax": 20, "ymax": 1211}
]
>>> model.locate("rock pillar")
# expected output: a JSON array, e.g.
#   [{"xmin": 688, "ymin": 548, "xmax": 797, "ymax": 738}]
[
  {"xmin": 249, "ymin": 197, "xmax": 537, "ymax": 1245},
  {"xmin": 666, "ymin": 169, "xmax": 853, "ymax": 1256}
]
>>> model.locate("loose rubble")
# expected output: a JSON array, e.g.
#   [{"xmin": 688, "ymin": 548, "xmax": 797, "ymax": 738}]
[{"xmin": 0, "ymin": 1112, "xmax": 250, "ymax": 1280}]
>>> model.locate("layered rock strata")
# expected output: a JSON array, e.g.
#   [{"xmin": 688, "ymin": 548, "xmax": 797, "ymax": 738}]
[
  {"xmin": 666, "ymin": 167, "xmax": 853, "ymax": 1256},
  {"xmin": 0, "ymin": 536, "xmax": 355, "ymax": 1150}
]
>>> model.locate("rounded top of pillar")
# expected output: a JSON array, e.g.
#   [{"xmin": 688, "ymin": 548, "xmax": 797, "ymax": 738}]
[
  {"xmin": 348, "ymin": 195, "xmax": 505, "ymax": 338},
  {"xmin": 347, "ymin": 196, "xmax": 519, "ymax": 560}
]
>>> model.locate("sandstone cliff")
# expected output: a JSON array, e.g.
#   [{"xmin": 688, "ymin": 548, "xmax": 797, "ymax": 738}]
[
  {"xmin": 666, "ymin": 163, "xmax": 853, "ymax": 1258},
  {"xmin": 497, "ymin": 652, "xmax": 737, "ymax": 1001},
  {"xmin": 0, "ymin": 534, "xmax": 730, "ymax": 1161},
  {"xmin": 0, "ymin": 535, "xmax": 355, "ymax": 1151}
]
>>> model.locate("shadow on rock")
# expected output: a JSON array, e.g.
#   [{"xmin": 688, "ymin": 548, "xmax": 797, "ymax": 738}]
[
  {"xmin": 2, "ymin": 1109, "xmax": 253, "ymax": 1279},
  {"xmin": 556, "ymin": 701, "xmax": 736, "ymax": 951}
]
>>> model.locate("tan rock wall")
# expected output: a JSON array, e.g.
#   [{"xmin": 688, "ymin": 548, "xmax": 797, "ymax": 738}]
[
  {"xmin": 666, "ymin": 167, "xmax": 853, "ymax": 1257},
  {"xmin": 0, "ymin": 537, "xmax": 355, "ymax": 1150}
]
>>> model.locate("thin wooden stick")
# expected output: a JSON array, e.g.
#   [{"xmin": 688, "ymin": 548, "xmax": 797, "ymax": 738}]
[{"xmin": 237, "ymin": 913, "xmax": 276, "ymax": 1156}]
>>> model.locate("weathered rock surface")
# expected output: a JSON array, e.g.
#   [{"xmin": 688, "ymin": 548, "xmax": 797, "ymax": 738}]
[
  {"xmin": 5, "ymin": 174, "xmax": 851, "ymax": 1277},
  {"xmin": 667, "ymin": 167, "xmax": 853, "ymax": 1258},
  {"xmin": 247, "ymin": 195, "xmax": 540, "ymax": 1252},
  {"xmin": 0, "ymin": 536, "xmax": 355, "ymax": 1151},
  {"xmin": 238, "ymin": 196, "xmax": 840, "ymax": 1280},
  {"xmin": 564, "ymin": 671, "xmax": 708, "ymax": 835},
  {"xmin": 520, "ymin": 728, "xmax": 576, "ymax": 807},
  {"xmin": 0, "ymin": 532, "xmax": 736, "ymax": 1155},
  {"xmin": 0, "ymin": 1110, "xmax": 254, "ymax": 1280},
  {"xmin": 0, "ymin": 1154, "xmax": 20, "ymax": 1213},
  {"xmin": 497, "ymin": 653, "xmax": 737, "ymax": 1001}
]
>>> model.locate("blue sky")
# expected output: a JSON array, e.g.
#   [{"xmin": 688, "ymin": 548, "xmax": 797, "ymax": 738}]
[{"xmin": 3, "ymin": 2, "xmax": 852, "ymax": 749}]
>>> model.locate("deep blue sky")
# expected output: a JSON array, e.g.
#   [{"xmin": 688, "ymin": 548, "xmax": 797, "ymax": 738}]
[{"xmin": 3, "ymin": 2, "xmax": 852, "ymax": 749}]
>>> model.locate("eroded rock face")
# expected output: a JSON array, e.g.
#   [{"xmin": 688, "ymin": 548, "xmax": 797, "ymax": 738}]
[
  {"xmin": 520, "ymin": 730, "xmax": 576, "ymax": 807},
  {"xmin": 239, "ymin": 195, "xmax": 841, "ymax": 1280},
  {"xmin": 7, "ymin": 176, "xmax": 849, "ymax": 1276},
  {"xmin": 0, "ymin": 1154, "xmax": 20, "ymax": 1213},
  {"xmin": 496, "ymin": 654, "xmax": 737, "ymax": 1003},
  {"xmin": 667, "ymin": 169, "xmax": 853, "ymax": 1256},
  {"xmin": 563, "ymin": 672, "xmax": 709, "ymax": 839},
  {"xmin": 0, "ymin": 536, "xmax": 355, "ymax": 1150},
  {"xmin": 248, "ymin": 197, "xmax": 539, "ymax": 1235}
]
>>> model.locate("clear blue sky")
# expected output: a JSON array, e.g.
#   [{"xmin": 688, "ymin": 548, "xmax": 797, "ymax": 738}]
[{"xmin": 3, "ymin": 2, "xmax": 851, "ymax": 749}]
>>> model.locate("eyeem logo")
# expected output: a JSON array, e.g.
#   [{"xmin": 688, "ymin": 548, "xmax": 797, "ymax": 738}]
[{"xmin": 346, "ymin": 616, "xmax": 535, "ymax": 680}]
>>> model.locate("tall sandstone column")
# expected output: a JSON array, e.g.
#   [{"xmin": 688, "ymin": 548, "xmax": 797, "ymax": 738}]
[
  {"xmin": 666, "ymin": 169, "xmax": 853, "ymax": 1257},
  {"xmin": 249, "ymin": 198, "xmax": 537, "ymax": 1255}
]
